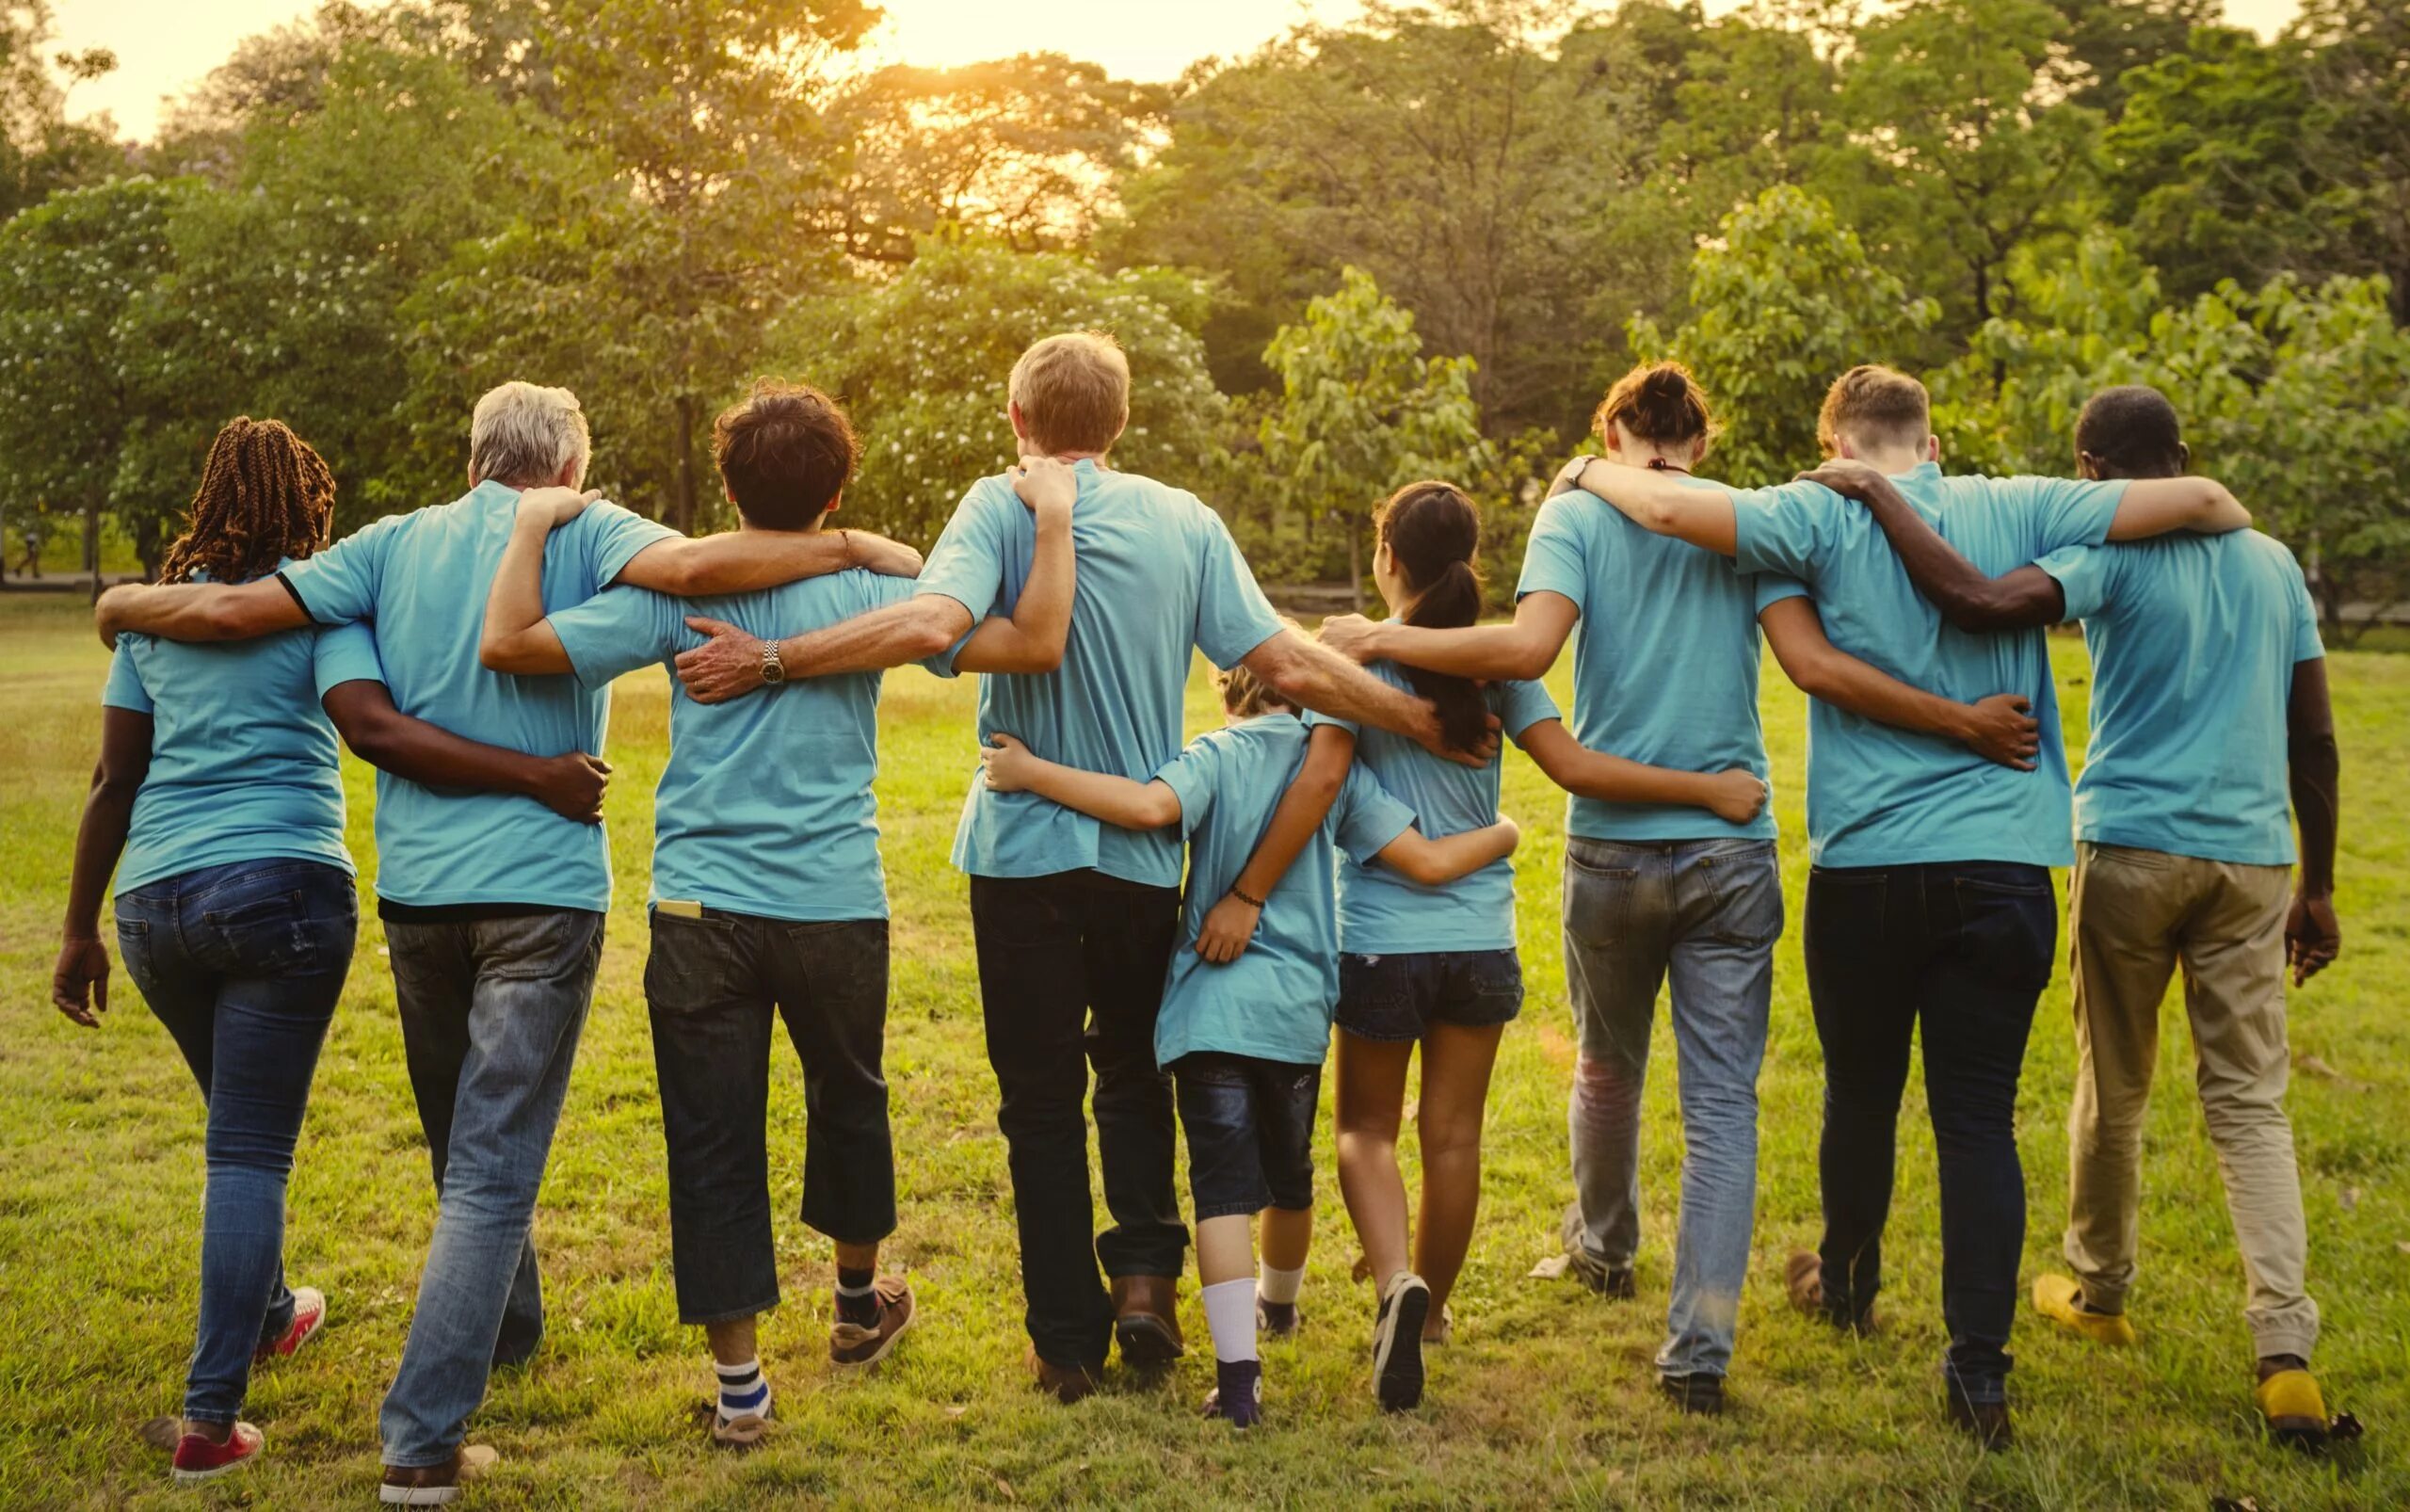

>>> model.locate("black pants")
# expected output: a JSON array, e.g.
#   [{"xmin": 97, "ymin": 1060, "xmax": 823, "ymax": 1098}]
[
  {"xmin": 970, "ymin": 871, "xmax": 1187, "ymax": 1367},
  {"xmin": 646, "ymin": 910, "xmax": 896, "ymax": 1326},
  {"xmin": 1803, "ymin": 861, "xmax": 2057, "ymax": 1405}
]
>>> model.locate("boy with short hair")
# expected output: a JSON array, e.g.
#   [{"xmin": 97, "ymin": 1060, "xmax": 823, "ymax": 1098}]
[
  {"xmin": 978, "ymin": 649, "xmax": 1519, "ymax": 1427},
  {"xmin": 478, "ymin": 379, "xmax": 1080, "ymax": 1447}
]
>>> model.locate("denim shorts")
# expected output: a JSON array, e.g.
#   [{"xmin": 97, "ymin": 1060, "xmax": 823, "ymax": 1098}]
[
  {"xmin": 1335, "ymin": 948, "xmax": 1524, "ymax": 1043},
  {"xmin": 1171, "ymin": 1052, "xmax": 1321, "ymax": 1221}
]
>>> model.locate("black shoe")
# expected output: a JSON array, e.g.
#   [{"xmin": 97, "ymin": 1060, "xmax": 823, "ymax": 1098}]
[
  {"xmin": 1945, "ymin": 1392, "xmax": 2013, "ymax": 1451},
  {"xmin": 1660, "ymin": 1373, "xmax": 1726, "ymax": 1416},
  {"xmin": 1372, "ymin": 1273, "xmax": 1431, "ymax": 1412},
  {"xmin": 1257, "ymin": 1299, "xmax": 1302, "ymax": 1339},
  {"xmin": 1560, "ymin": 1204, "xmax": 1637, "ymax": 1299}
]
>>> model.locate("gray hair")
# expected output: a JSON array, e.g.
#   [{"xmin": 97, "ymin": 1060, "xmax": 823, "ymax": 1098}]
[{"xmin": 468, "ymin": 381, "xmax": 592, "ymax": 489}]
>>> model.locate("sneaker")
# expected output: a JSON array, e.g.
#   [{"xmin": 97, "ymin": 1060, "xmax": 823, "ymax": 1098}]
[
  {"xmin": 378, "ymin": 1445, "xmax": 499, "ymax": 1505},
  {"xmin": 1257, "ymin": 1298, "xmax": 1302, "ymax": 1339},
  {"xmin": 1202, "ymin": 1359, "xmax": 1264, "ymax": 1429},
  {"xmin": 1372, "ymin": 1272, "xmax": 1431, "ymax": 1412},
  {"xmin": 2032, "ymin": 1274, "xmax": 2137, "ymax": 1346},
  {"xmin": 1560, "ymin": 1204, "xmax": 1634, "ymax": 1298},
  {"xmin": 829, "ymin": 1277, "xmax": 915, "ymax": 1371},
  {"xmin": 1660, "ymin": 1373, "xmax": 1726, "ymax": 1416},
  {"xmin": 256, "ymin": 1286, "xmax": 328, "ymax": 1361},
  {"xmin": 1425, "ymin": 1304, "xmax": 1453, "ymax": 1347},
  {"xmin": 170, "ymin": 1423, "xmax": 263, "ymax": 1483},
  {"xmin": 1945, "ymin": 1392, "xmax": 2014, "ymax": 1452},
  {"xmin": 2256, "ymin": 1360, "xmax": 2332, "ymax": 1450}
]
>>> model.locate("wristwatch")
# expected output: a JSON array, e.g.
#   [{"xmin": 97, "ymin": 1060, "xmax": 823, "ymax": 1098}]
[
  {"xmin": 759, "ymin": 638, "xmax": 786, "ymax": 685},
  {"xmin": 1564, "ymin": 454, "xmax": 1596, "ymax": 481}
]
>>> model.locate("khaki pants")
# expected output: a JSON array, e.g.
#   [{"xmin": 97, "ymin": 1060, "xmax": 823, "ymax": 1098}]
[{"xmin": 2065, "ymin": 843, "xmax": 2319, "ymax": 1359}]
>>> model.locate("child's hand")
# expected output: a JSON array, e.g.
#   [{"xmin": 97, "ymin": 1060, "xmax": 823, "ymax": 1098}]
[
  {"xmin": 1194, "ymin": 892, "xmax": 1262, "ymax": 965},
  {"xmin": 1708, "ymin": 768, "xmax": 1769, "ymax": 825},
  {"xmin": 980, "ymin": 732, "xmax": 1035, "ymax": 792}
]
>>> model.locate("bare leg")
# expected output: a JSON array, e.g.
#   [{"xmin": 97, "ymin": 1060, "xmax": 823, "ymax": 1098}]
[
  {"xmin": 705, "ymin": 1314, "xmax": 759, "ymax": 1369},
  {"xmin": 1197, "ymin": 1214, "xmax": 1255, "ymax": 1288},
  {"xmin": 834, "ymin": 1239, "xmax": 880, "ymax": 1275},
  {"xmin": 1412, "ymin": 1021, "xmax": 1505, "ymax": 1334},
  {"xmin": 1261, "ymin": 1205, "xmax": 1314, "ymax": 1274},
  {"xmin": 1335, "ymin": 1031, "xmax": 1418, "ymax": 1294}
]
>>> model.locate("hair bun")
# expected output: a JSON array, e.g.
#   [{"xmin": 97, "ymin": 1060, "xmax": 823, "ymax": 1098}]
[{"xmin": 1640, "ymin": 366, "xmax": 1691, "ymax": 399}]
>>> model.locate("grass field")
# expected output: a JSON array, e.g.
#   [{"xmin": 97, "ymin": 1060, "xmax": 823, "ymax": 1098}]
[{"xmin": 3, "ymin": 589, "xmax": 2406, "ymax": 1509}]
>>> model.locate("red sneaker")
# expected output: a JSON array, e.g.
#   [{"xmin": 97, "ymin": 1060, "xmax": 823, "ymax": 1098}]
[
  {"xmin": 256, "ymin": 1286, "xmax": 327, "ymax": 1361},
  {"xmin": 171, "ymin": 1422, "xmax": 263, "ymax": 1483}
]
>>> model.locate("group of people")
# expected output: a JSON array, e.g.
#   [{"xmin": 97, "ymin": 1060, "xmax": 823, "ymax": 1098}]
[{"xmin": 51, "ymin": 327, "xmax": 2342, "ymax": 1501}]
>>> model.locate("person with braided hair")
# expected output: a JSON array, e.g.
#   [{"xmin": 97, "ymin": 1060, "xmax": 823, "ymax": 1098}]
[{"xmin": 55, "ymin": 417, "xmax": 619, "ymax": 1488}]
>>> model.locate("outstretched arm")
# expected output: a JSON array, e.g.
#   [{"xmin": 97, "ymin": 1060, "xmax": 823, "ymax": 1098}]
[
  {"xmin": 1374, "ymin": 817, "xmax": 1521, "ymax": 887},
  {"xmin": 1195, "ymin": 724, "xmax": 1357, "ymax": 964},
  {"xmin": 675, "ymin": 595, "xmax": 975, "ymax": 703},
  {"xmin": 54, "ymin": 708, "xmax": 151, "ymax": 1026},
  {"xmin": 979, "ymin": 733, "xmax": 1182, "ymax": 830},
  {"xmin": 1569, "ymin": 458, "xmax": 1737, "ymax": 555},
  {"xmin": 1794, "ymin": 461, "xmax": 2066, "ymax": 633},
  {"xmin": 2105, "ymin": 476, "xmax": 2251, "ymax": 541},
  {"xmin": 1759, "ymin": 597, "xmax": 2042, "ymax": 769},
  {"xmin": 614, "ymin": 520, "xmax": 922, "ymax": 595},
  {"xmin": 1318, "ymin": 591, "xmax": 1579, "ymax": 681},
  {"xmin": 1517, "ymin": 718, "xmax": 1767, "ymax": 824},
  {"xmin": 955, "ymin": 458, "xmax": 1077, "ymax": 674},
  {"xmin": 1242, "ymin": 629, "xmax": 1490, "ymax": 766},
  {"xmin": 94, "ymin": 578, "xmax": 309, "ymax": 648},
  {"xmin": 321, "ymin": 681, "xmax": 610, "ymax": 824},
  {"xmin": 2286, "ymin": 656, "xmax": 2341, "ymax": 985}
]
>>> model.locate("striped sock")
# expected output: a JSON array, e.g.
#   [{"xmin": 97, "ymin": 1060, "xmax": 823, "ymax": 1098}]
[{"xmin": 715, "ymin": 1359, "xmax": 771, "ymax": 1424}]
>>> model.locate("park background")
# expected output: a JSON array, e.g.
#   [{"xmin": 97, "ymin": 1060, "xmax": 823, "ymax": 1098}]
[{"xmin": 3, "ymin": 0, "xmax": 2408, "ymax": 1505}]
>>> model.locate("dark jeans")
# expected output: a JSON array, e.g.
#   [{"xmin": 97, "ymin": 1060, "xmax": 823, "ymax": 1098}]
[
  {"xmin": 114, "ymin": 859, "xmax": 359, "ymax": 1425},
  {"xmin": 969, "ymin": 871, "xmax": 1186, "ymax": 1368},
  {"xmin": 1335, "ymin": 948, "xmax": 1524, "ymax": 1042},
  {"xmin": 1804, "ymin": 861, "xmax": 2057, "ymax": 1405},
  {"xmin": 378, "ymin": 909, "xmax": 604, "ymax": 1469},
  {"xmin": 646, "ymin": 909, "xmax": 896, "ymax": 1325},
  {"xmin": 1171, "ymin": 1053, "xmax": 1322, "ymax": 1220}
]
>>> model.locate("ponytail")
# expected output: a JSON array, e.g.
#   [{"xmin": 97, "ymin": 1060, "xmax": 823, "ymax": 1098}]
[{"xmin": 1374, "ymin": 482, "xmax": 1489, "ymax": 753}]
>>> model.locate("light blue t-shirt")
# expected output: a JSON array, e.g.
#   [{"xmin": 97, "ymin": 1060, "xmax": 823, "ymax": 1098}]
[
  {"xmin": 547, "ymin": 569, "xmax": 953, "ymax": 921},
  {"xmin": 2037, "ymin": 529, "xmax": 2322, "ymax": 866},
  {"xmin": 1518, "ymin": 478, "xmax": 1805, "ymax": 842},
  {"xmin": 1149, "ymin": 716, "xmax": 1415, "ymax": 1068},
  {"xmin": 278, "ymin": 481, "xmax": 677, "ymax": 910},
  {"xmin": 1304, "ymin": 655, "xmax": 1557, "ymax": 954},
  {"xmin": 917, "ymin": 459, "xmax": 1286, "ymax": 889},
  {"xmin": 1730, "ymin": 462, "xmax": 2129, "ymax": 868},
  {"xmin": 102, "ymin": 562, "xmax": 386, "ymax": 892}
]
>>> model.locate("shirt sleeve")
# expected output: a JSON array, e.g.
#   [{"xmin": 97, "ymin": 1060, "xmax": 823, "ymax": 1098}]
[
  {"xmin": 311, "ymin": 620, "xmax": 387, "ymax": 696},
  {"xmin": 1330, "ymin": 764, "xmax": 1416, "ymax": 867},
  {"xmin": 2007, "ymin": 475, "xmax": 2129, "ymax": 556},
  {"xmin": 583, "ymin": 500, "xmax": 683, "ymax": 591},
  {"xmin": 548, "ymin": 586, "xmax": 688, "ymax": 689},
  {"xmin": 1150, "ymin": 733, "xmax": 1220, "ymax": 839},
  {"xmin": 915, "ymin": 485, "xmax": 1011, "ymax": 621},
  {"xmin": 277, "ymin": 514, "xmax": 395, "ymax": 625},
  {"xmin": 1300, "ymin": 708, "xmax": 1363, "ymax": 739},
  {"xmin": 1729, "ymin": 480, "xmax": 1836, "ymax": 582},
  {"xmin": 1752, "ymin": 573, "xmax": 1809, "ymax": 613},
  {"xmin": 101, "ymin": 641, "xmax": 153, "ymax": 714},
  {"xmin": 2033, "ymin": 542, "xmax": 2115, "ymax": 624},
  {"xmin": 1193, "ymin": 507, "xmax": 1285, "ymax": 669},
  {"xmin": 1514, "ymin": 496, "xmax": 1589, "ymax": 611},
  {"xmin": 1493, "ymin": 677, "xmax": 1559, "ymax": 740}
]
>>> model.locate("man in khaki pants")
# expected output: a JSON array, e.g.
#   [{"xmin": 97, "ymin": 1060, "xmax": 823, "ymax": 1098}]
[{"xmin": 1804, "ymin": 385, "xmax": 2344, "ymax": 1447}]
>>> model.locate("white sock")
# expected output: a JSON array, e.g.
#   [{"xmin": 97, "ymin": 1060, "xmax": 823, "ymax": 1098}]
[
  {"xmin": 1200, "ymin": 1278, "xmax": 1260, "ymax": 1364},
  {"xmin": 715, "ymin": 1358, "xmax": 771, "ymax": 1424},
  {"xmin": 1257, "ymin": 1262, "xmax": 1305, "ymax": 1307}
]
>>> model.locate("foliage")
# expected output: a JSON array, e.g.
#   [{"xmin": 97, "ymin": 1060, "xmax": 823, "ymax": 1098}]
[{"xmin": 0, "ymin": 0, "xmax": 123, "ymax": 218}]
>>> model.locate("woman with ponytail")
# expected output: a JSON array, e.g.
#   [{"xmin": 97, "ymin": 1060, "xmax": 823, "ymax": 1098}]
[{"xmin": 1213, "ymin": 478, "xmax": 1768, "ymax": 1414}]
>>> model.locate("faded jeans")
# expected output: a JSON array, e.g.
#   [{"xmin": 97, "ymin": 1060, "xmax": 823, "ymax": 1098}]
[
  {"xmin": 1563, "ymin": 838, "xmax": 1780, "ymax": 1380},
  {"xmin": 376, "ymin": 909, "xmax": 605, "ymax": 1470}
]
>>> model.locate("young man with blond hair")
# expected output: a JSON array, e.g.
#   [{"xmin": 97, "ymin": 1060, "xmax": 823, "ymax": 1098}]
[
  {"xmin": 1566, "ymin": 363, "xmax": 2253, "ymax": 1446},
  {"xmin": 673, "ymin": 331, "xmax": 1484, "ymax": 1402}
]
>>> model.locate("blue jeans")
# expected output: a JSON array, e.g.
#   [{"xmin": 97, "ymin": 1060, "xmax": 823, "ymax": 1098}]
[
  {"xmin": 114, "ymin": 859, "xmax": 359, "ymax": 1425},
  {"xmin": 1562, "ymin": 838, "xmax": 1780, "ymax": 1380},
  {"xmin": 377, "ymin": 909, "xmax": 604, "ymax": 1469}
]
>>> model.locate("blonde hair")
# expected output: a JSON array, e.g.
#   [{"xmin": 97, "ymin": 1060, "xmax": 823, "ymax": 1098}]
[
  {"xmin": 1216, "ymin": 616, "xmax": 1302, "ymax": 717},
  {"xmin": 470, "ymin": 380, "xmax": 591, "ymax": 488},
  {"xmin": 1009, "ymin": 332, "xmax": 1130, "ymax": 456},
  {"xmin": 1816, "ymin": 364, "xmax": 1930, "ymax": 458}
]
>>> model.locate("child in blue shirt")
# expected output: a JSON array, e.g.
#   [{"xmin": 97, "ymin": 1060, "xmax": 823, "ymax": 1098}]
[{"xmin": 979, "ymin": 648, "xmax": 1518, "ymax": 1428}]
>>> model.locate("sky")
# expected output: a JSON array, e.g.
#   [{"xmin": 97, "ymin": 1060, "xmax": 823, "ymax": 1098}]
[{"xmin": 57, "ymin": 0, "xmax": 2308, "ymax": 144}]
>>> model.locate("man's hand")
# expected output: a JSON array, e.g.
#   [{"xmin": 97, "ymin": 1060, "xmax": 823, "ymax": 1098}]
[
  {"xmin": 1317, "ymin": 613, "xmax": 1384, "ymax": 665},
  {"xmin": 1795, "ymin": 459, "xmax": 1890, "ymax": 503},
  {"xmin": 979, "ymin": 732, "xmax": 1038, "ymax": 792},
  {"xmin": 2286, "ymin": 892, "xmax": 2340, "ymax": 986},
  {"xmin": 1410, "ymin": 704, "xmax": 1502, "ymax": 769},
  {"xmin": 674, "ymin": 618, "xmax": 771, "ymax": 705},
  {"xmin": 516, "ymin": 486, "xmax": 601, "ymax": 529},
  {"xmin": 1955, "ymin": 693, "xmax": 2042, "ymax": 770},
  {"xmin": 1012, "ymin": 457, "xmax": 1079, "ymax": 520},
  {"xmin": 1194, "ymin": 892, "xmax": 1262, "ymax": 965},
  {"xmin": 845, "ymin": 532, "xmax": 924, "ymax": 578},
  {"xmin": 530, "ymin": 752, "xmax": 611, "ymax": 824},
  {"xmin": 1707, "ymin": 769, "xmax": 1770, "ymax": 826},
  {"xmin": 52, "ymin": 936, "xmax": 109, "ymax": 1027}
]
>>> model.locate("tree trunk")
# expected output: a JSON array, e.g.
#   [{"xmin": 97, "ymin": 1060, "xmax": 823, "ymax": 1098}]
[
  {"xmin": 670, "ymin": 394, "xmax": 699, "ymax": 534},
  {"xmin": 1346, "ymin": 513, "xmax": 1363, "ymax": 613},
  {"xmin": 84, "ymin": 496, "xmax": 102, "ymax": 603}
]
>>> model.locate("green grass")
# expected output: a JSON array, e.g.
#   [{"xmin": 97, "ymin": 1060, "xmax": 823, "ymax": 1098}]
[{"xmin": 3, "ymin": 590, "xmax": 2405, "ymax": 1509}]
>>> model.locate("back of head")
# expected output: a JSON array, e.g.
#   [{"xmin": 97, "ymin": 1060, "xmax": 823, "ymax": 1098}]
[
  {"xmin": 1816, "ymin": 364, "xmax": 1931, "ymax": 458},
  {"xmin": 1009, "ymin": 332, "xmax": 1131, "ymax": 458},
  {"xmin": 470, "ymin": 380, "xmax": 591, "ymax": 491},
  {"xmin": 1595, "ymin": 362, "xmax": 1717, "ymax": 457},
  {"xmin": 1376, "ymin": 481, "xmax": 1489, "ymax": 753},
  {"xmin": 1216, "ymin": 615, "xmax": 1301, "ymax": 719},
  {"xmin": 157, "ymin": 416, "xmax": 337, "ymax": 586},
  {"xmin": 2074, "ymin": 384, "xmax": 2186, "ymax": 479},
  {"xmin": 714, "ymin": 380, "xmax": 859, "ymax": 530}
]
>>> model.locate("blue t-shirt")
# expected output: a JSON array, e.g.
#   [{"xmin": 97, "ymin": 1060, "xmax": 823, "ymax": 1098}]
[
  {"xmin": 1518, "ymin": 479, "xmax": 1804, "ymax": 842},
  {"xmin": 547, "ymin": 570, "xmax": 953, "ymax": 921},
  {"xmin": 2037, "ymin": 529, "xmax": 2322, "ymax": 866},
  {"xmin": 1150, "ymin": 716, "xmax": 1415, "ymax": 1067},
  {"xmin": 1730, "ymin": 462, "xmax": 2129, "ymax": 868},
  {"xmin": 102, "ymin": 562, "xmax": 386, "ymax": 892},
  {"xmin": 1304, "ymin": 655, "xmax": 1556, "ymax": 954},
  {"xmin": 278, "ymin": 481, "xmax": 677, "ymax": 910},
  {"xmin": 916, "ymin": 459, "xmax": 1286, "ymax": 889}
]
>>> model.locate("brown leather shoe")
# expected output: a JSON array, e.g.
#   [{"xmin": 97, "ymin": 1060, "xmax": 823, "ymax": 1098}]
[
  {"xmin": 1028, "ymin": 1346, "xmax": 1102, "ymax": 1405},
  {"xmin": 378, "ymin": 1445, "xmax": 498, "ymax": 1504},
  {"xmin": 1111, "ymin": 1275, "xmax": 1184, "ymax": 1366}
]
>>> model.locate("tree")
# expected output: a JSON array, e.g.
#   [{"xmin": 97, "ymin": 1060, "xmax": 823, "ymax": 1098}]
[
  {"xmin": 2291, "ymin": 0, "xmax": 2410, "ymax": 323},
  {"xmin": 2048, "ymin": 0, "xmax": 2221, "ymax": 116},
  {"xmin": 1, "ymin": 0, "xmax": 124, "ymax": 217},
  {"xmin": 1631, "ymin": 185, "xmax": 1937, "ymax": 485}
]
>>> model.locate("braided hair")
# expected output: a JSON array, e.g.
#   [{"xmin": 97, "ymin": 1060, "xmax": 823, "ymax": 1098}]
[{"xmin": 155, "ymin": 417, "xmax": 337, "ymax": 586}]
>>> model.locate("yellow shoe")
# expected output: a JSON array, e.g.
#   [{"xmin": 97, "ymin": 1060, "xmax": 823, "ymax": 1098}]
[
  {"xmin": 2032, "ymin": 1274, "xmax": 2137, "ymax": 1345},
  {"xmin": 2256, "ymin": 1368, "xmax": 2330, "ymax": 1449}
]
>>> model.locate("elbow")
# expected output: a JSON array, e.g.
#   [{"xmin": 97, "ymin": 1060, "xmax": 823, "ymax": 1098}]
[
  {"xmin": 1938, "ymin": 597, "xmax": 2005, "ymax": 635},
  {"xmin": 1391, "ymin": 854, "xmax": 1444, "ymax": 887},
  {"xmin": 1023, "ymin": 633, "xmax": 1068, "ymax": 673},
  {"xmin": 477, "ymin": 639, "xmax": 511, "ymax": 673},
  {"xmin": 1508, "ymin": 643, "xmax": 1555, "ymax": 682},
  {"xmin": 908, "ymin": 620, "xmax": 959, "ymax": 662}
]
